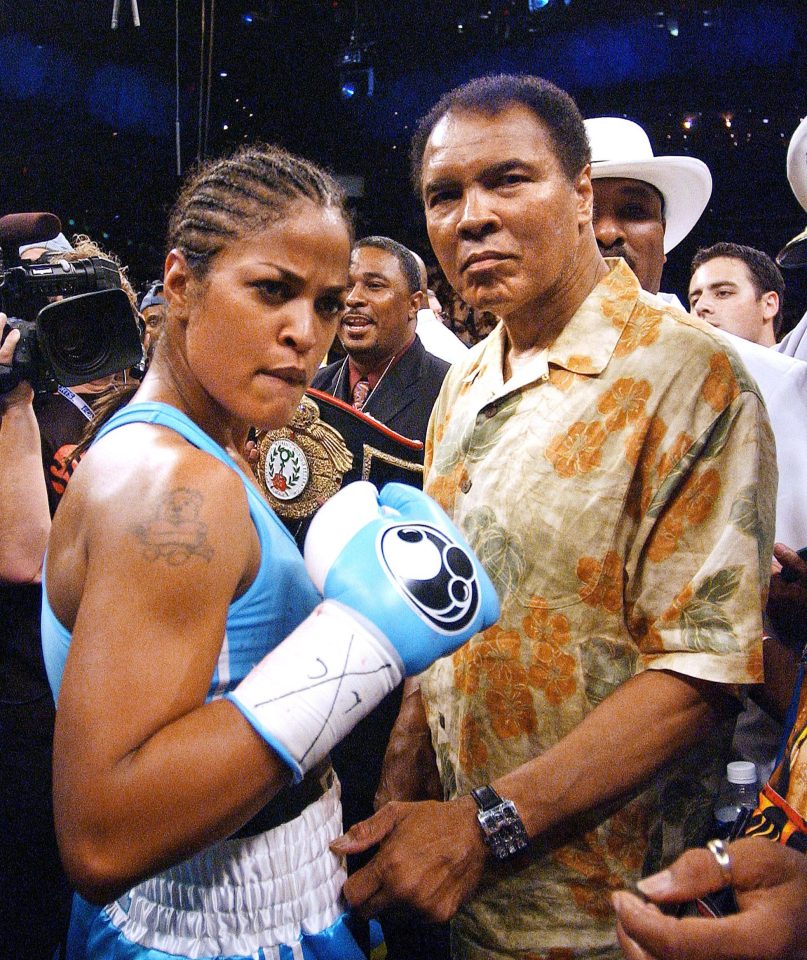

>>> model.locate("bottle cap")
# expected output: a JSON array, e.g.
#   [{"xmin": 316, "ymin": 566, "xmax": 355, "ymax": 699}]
[{"xmin": 726, "ymin": 760, "xmax": 757, "ymax": 784}]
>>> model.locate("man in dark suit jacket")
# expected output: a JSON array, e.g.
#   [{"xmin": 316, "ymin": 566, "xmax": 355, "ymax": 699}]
[
  {"xmin": 313, "ymin": 236, "xmax": 450, "ymax": 443},
  {"xmin": 313, "ymin": 237, "xmax": 451, "ymax": 960}
]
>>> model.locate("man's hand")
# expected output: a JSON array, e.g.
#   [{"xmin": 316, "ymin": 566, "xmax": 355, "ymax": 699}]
[
  {"xmin": 612, "ymin": 837, "xmax": 807, "ymax": 960},
  {"xmin": 0, "ymin": 313, "xmax": 33, "ymax": 412},
  {"xmin": 330, "ymin": 796, "xmax": 488, "ymax": 922},
  {"xmin": 767, "ymin": 542, "xmax": 807, "ymax": 652},
  {"xmin": 243, "ymin": 437, "xmax": 259, "ymax": 466},
  {"xmin": 373, "ymin": 679, "xmax": 442, "ymax": 810}
]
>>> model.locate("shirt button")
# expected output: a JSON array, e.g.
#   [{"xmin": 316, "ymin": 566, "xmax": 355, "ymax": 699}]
[{"xmin": 461, "ymin": 475, "xmax": 472, "ymax": 494}]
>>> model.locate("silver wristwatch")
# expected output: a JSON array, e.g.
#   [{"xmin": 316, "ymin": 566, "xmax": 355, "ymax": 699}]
[{"xmin": 471, "ymin": 784, "xmax": 529, "ymax": 861}]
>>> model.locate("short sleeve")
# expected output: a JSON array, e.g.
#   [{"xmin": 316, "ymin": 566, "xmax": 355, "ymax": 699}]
[{"xmin": 627, "ymin": 389, "xmax": 777, "ymax": 685}]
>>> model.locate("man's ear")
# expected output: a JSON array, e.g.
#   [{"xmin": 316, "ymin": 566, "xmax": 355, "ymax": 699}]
[
  {"xmin": 409, "ymin": 290, "xmax": 427, "ymax": 320},
  {"xmin": 163, "ymin": 249, "xmax": 191, "ymax": 322},
  {"xmin": 575, "ymin": 164, "xmax": 594, "ymax": 226},
  {"xmin": 761, "ymin": 290, "xmax": 780, "ymax": 322}
]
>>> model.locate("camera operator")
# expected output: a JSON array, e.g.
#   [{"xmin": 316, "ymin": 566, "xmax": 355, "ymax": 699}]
[
  {"xmin": 139, "ymin": 280, "xmax": 167, "ymax": 365},
  {"xmin": 0, "ymin": 232, "xmax": 139, "ymax": 959}
]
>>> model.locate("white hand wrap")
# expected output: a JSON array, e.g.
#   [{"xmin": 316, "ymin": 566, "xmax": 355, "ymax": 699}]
[{"xmin": 226, "ymin": 600, "xmax": 404, "ymax": 782}]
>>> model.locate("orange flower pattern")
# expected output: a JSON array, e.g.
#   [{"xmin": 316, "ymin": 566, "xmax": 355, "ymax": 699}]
[
  {"xmin": 624, "ymin": 414, "xmax": 667, "ymax": 469},
  {"xmin": 426, "ymin": 460, "xmax": 468, "ymax": 518},
  {"xmin": 523, "ymin": 603, "xmax": 572, "ymax": 647},
  {"xmin": 453, "ymin": 625, "xmax": 522, "ymax": 696},
  {"xmin": 597, "ymin": 377, "xmax": 651, "ymax": 431},
  {"xmin": 565, "ymin": 354, "xmax": 599, "ymax": 374},
  {"xmin": 458, "ymin": 712, "xmax": 489, "ymax": 774},
  {"xmin": 549, "ymin": 366, "xmax": 580, "ymax": 392},
  {"xmin": 577, "ymin": 551, "xmax": 624, "ymax": 613},
  {"xmin": 485, "ymin": 683, "xmax": 537, "ymax": 739},
  {"xmin": 702, "ymin": 351, "xmax": 741, "ymax": 411},
  {"xmin": 613, "ymin": 303, "xmax": 662, "ymax": 357},
  {"xmin": 657, "ymin": 431, "xmax": 695, "ymax": 480},
  {"xmin": 745, "ymin": 644, "xmax": 764, "ymax": 684},
  {"xmin": 647, "ymin": 467, "xmax": 721, "ymax": 563},
  {"xmin": 546, "ymin": 420, "xmax": 608, "ymax": 478},
  {"xmin": 527, "ymin": 642, "xmax": 577, "ymax": 705},
  {"xmin": 419, "ymin": 259, "xmax": 775, "ymax": 958}
]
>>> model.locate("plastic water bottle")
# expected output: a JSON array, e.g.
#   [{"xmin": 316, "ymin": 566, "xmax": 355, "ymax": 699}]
[{"xmin": 713, "ymin": 761, "xmax": 758, "ymax": 839}]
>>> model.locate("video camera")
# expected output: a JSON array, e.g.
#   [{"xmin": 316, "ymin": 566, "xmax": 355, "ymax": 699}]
[{"xmin": 0, "ymin": 212, "xmax": 143, "ymax": 394}]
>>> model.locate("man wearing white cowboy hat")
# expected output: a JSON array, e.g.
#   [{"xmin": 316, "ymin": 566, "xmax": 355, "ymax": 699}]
[
  {"xmin": 587, "ymin": 115, "xmax": 807, "ymax": 545},
  {"xmin": 610, "ymin": 112, "xmax": 807, "ymax": 960},
  {"xmin": 585, "ymin": 116, "xmax": 711, "ymax": 298},
  {"xmin": 587, "ymin": 116, "xmax": 807, "ymax": 798}
]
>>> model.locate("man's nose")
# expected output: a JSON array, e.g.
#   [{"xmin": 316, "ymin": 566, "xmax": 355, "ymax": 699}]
[
  {"xmin": 593, "ymin": 214, "xmax": 626, "ymax": 249},
  {"xmin": 457, "ymin": 188, "xmax": 499, "ymax": 238},
  {"xmin": 345, "ymin": 283, "xmax": 364, "ymax": 307},
  {"xmin": 693, "ymin": 296, "xmax": 712, "ymax": 317}
]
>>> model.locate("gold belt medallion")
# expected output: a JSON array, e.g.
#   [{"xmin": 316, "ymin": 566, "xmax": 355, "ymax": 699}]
[{"xmin": 254, "ymin": 395, "xmax": 353, "ymax": 520}]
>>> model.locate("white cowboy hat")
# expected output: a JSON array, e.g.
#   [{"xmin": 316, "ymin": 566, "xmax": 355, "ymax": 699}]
[
  {"xmin": 584, "ymin": 117, "xmax": 712, "ymax": 254},
  {"xmin": 777, "ymin": 115, "xmax": 807, "ymax": 268}
]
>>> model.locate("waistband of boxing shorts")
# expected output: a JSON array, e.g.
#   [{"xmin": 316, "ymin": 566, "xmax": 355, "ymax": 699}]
[
  {"xmin": 103, "ymin": 776, "xmax": 349, "ymax": 959},
  {"xmin": 233, "ymin": 760, "xmax": 333, "ymax": 839}
]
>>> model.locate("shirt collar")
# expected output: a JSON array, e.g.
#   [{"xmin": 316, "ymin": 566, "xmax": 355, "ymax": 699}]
[
  {"xmin": 459, "ymin": 257, "xmax": 642, "ymax": 395},
  {"xmin": 347, "ymin": 334, "xmax": 417, "ymax": 392},
  {"xmin": 546, "ymin": 258, "xmax": 640, "ymax": 375}
]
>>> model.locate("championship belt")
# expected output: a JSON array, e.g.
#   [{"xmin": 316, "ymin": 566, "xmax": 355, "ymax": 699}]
[{"xmin": 254, "ymin": 388, "xmax": 425, "ymax": 548}]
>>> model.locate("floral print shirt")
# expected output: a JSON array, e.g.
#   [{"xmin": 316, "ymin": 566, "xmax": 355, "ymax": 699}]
[{"xmin": 420, "ymin": 260, "xmax": 777, "ymax": 959}]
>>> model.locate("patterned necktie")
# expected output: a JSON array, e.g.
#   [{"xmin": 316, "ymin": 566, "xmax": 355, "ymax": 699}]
[{"xmin": 352, "ymin": 378, "xmax": 370, "ymax": 411}]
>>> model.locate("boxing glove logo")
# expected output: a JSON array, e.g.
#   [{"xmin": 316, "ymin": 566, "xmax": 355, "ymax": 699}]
[{"xmin": 377, "ymin": 524, "xmax": 480, "ymax": 634}]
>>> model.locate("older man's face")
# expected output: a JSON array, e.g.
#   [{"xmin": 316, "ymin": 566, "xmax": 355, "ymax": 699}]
[
  {"xmin": 592, "ymin": 178, "xmax": 666, "ymax": 294},
  {"xmin": 421, "ymin": 105, "xmax": 593, "ymax": 330}
]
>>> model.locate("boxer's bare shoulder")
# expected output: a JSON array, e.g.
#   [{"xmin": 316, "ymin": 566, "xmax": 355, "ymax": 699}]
[{"xmin": 46, "ymin": 423, "xmax": 257, "ymax": 635}]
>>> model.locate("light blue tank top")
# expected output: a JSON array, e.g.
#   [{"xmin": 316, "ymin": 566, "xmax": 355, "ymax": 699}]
[{"xmin": 41, "ymin": 401, "xmax": 321, "ymax": 702}]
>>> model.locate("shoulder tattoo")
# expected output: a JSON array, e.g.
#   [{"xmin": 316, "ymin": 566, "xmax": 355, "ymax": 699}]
[{"xmin": 131, "ymin": 487, "xmax": 214, "ymax": 565}]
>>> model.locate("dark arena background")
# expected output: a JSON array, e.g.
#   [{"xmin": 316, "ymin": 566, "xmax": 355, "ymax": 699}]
[{"xmin": 1, "ymin": 0, "xmax": 805, "ymax": 327}]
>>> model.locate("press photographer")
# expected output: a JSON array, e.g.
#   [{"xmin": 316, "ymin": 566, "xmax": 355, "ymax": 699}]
[
  {"xmin": 0, "ymin": 212, "xmax": 142, "ymax": 396},
  {"xmin": 0, "ymin": 214, "xmax": 142, "ymax": 960}
]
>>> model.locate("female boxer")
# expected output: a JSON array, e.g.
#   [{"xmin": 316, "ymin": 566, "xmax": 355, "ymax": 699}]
[{"xmin": 42, "ymin": 143, "xmax": 497, "ymax": 960}]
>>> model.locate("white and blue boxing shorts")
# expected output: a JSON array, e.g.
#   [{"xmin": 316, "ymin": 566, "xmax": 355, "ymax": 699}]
[{"xmin": 65, "ymin": 776, "xmax": 372, "ymax": 959}]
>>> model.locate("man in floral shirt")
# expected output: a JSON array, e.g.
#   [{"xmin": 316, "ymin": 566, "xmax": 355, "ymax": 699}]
[{"xmin": 333, "ymin": 75, "xmax": 777, "ymax": 959}]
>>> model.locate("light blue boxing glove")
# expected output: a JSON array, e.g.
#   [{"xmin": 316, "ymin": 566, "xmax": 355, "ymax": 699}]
[
  {"xmin": 305, "ymin": 481, "xmax": 500, "ymax": 673},
  {"xmin": 227, "ymin": 481, "xmax": 498, "ymax": 782}
]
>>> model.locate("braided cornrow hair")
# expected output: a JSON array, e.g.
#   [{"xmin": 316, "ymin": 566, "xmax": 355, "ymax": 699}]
[{"xmin": 167, "ymin": 143, "xmax": 351, "ymax": 277}]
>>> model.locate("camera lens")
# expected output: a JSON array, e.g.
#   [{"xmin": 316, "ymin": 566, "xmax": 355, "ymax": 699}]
[
  {"xmin": 37, "ymin": 288, "xmax": 143, "ymax": 387},
  {"xmin": 49, "ymin": 313, "xmax": 112, "ymax": 378}
]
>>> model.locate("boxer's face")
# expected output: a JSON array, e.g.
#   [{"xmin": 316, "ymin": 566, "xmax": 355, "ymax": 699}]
[{"xmin": 166, "ymin": 199, "xmax": 350, "ymax": 431}]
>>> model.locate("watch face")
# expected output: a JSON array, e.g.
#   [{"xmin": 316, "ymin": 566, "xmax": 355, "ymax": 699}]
[{"xmin": 477, "ymin": 800, "xmax": 529, "ymax": 860}]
